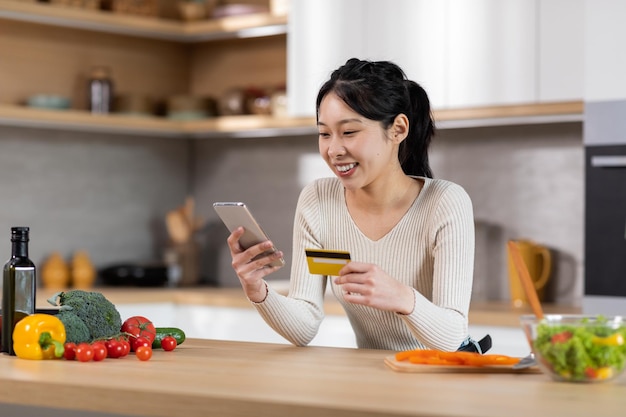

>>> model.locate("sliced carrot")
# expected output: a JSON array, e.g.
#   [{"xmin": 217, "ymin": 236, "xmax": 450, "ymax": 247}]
[
  {"xmin": 395, "ymin": 349, "xmax": 520, "ymax": 367},
  {"xmin": 395, "ymin": 349, "xmax": 440, "ymax": 361}
]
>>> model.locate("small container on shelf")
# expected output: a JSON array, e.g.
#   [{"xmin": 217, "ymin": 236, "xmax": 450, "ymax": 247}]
[
  {"xmin": 245, "ymin": 87, "xmax": 272, "ymax": 115},
  {"xmin": 88, "ymin": 66, "xmax": 114, "ymax": 114},
  {"xmin": 177, "ymin": 0, "xmax": 217, "ymax": 21},
  {"xmin": 101, "ymin": 0, "xmax": 159, "ymax": 17},
  {"xmin": 166, "ymin": 95, "xmax": 217, "ymax": 120}
]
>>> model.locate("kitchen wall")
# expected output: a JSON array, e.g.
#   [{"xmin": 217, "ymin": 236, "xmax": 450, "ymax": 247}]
[
  {"xmin": 0, "ymin": 126, "xmax": 189, "ymax": 274},
  {"xmin": 0, "ymin": 121, "xmax": 583, "ymax": 306}
]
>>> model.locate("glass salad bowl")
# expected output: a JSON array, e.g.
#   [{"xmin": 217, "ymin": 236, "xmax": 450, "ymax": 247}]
[{"xmin": 520, "ymin": 314, "xmax": 626, "ymax": 383}]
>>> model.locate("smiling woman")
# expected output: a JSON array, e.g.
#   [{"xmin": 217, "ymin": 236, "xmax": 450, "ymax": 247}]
[{"xmin": 222, "ymin": 58, "xmax": 479, "ymax": 354}]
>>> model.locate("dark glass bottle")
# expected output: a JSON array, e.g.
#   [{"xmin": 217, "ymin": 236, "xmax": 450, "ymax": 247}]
[
  {"xmin": 1, "ymin": 227, "xmax": 36, "ymax": 355},
  {"xmin": 88, "ymin": 66, "xmax": 114, "ymax": 114}
]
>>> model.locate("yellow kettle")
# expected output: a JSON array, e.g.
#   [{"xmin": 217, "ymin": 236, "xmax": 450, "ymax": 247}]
[{"xmin": 506, "ymin": 240, "xmax": 552, "ymax": 307}]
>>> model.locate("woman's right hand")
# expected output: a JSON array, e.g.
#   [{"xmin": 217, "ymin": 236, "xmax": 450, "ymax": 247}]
[{"xmin": 226, "ymin": 227, "xmax": 284, "ymax": 302}]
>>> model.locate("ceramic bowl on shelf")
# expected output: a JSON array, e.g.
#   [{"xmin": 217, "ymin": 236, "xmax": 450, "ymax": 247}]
[
  {"xmin": 520, "ymin": 314, "xmax": 626, "ymax": 383},
  {"xmin": 26, "ymin": 94, "xmax": 71, "ymax": 110}
]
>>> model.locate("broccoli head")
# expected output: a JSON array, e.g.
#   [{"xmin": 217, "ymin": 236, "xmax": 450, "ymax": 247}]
[
  {"xmin": 56, "ymin": 310, "xmax": 91, "ymax": 344},
  {"xmin": 48, "ymin": 290, "xmax": 122, "ymax": 341}
]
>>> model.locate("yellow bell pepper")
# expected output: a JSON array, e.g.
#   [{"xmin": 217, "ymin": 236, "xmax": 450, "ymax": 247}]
[
  {"xmin": 12, "ymin": 314, "xmax": 66, "ymax": 360},
  {"xmin": 592, "ymin": 333, "xmax": 625, "ymax": 347}
]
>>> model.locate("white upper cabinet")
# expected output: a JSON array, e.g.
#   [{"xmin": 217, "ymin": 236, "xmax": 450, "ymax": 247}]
[
  {"xmin": 538, "ymin": 0, "xmax": 584, "ymax": 102},
  {"xmin": 288, "ymin": 0, "xmax": 583, "ymax": 117},
  {"xmin": 287, "ymin": 0, "xmax": 368, "ymax": 117},
  {"xmin": 288, "ymin": 0, "xmax": 447, "ymax": 116},
  {"xmin": 362, "ymin": 0, "xmax": 448, "ymax": 109},
  {"xmin": 447, "ymin": 0, "xmax": 537, "ymax": 108}
]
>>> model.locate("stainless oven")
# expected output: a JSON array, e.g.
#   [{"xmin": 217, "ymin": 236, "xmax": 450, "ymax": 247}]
[{"xmin": 584, "ymin": 100, "xmax": 626, "ymax": 314}]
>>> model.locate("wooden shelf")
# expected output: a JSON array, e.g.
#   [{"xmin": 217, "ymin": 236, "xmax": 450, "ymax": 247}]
[
  {"xmin": 435, "ymin": 101, "xmax": 584, "ymax": 129},
  {"xmin": 0, "ymin": 0, "xmax": 287, "ymax": 42},
  {"xmin": 0, "ymin": 101, "xmax": 584, "ymax": 139},
  {"xmin": 0, "ymin": 2, "xmax": 584, "ymax": 139}
]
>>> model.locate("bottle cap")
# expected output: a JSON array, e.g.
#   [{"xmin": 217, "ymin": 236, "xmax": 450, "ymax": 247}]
[{"xmin": 10, "ymin": 226, "xmax": 30, "ymax": 242}]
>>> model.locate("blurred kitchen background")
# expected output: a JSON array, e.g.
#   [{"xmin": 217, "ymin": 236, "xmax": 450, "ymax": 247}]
[{"xmin": 0, "ymin": 0, "xmax": 623, "ymax": 310}]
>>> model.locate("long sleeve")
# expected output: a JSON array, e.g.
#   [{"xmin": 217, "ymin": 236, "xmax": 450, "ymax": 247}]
[{"xmin": 252, "ymin": 177, "xmax": 475, "ymax": 351}]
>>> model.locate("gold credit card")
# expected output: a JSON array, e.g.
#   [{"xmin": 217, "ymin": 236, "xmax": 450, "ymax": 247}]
[{"xmin": 305, "ymin": 249, "xmax": 351, "ymax": 276}]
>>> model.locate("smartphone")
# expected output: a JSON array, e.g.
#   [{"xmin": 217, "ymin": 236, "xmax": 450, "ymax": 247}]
[{"xmin": 213, "ymin": 202, "xmax": 285, "ymax": 267}]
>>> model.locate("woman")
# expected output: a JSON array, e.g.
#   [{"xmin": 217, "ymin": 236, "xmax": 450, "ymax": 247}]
[{"xmin": 227, "ymin": 58, "xmax": 482, "ymax": 352}]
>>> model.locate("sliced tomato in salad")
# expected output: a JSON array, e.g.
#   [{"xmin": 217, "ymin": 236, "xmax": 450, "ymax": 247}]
[{"xmin": 550, "ymin": 331, "xmax": 573, "ymax": 344}]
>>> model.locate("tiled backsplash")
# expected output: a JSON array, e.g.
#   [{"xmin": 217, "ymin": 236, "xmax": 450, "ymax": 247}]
[
  {"xmin": 0, "ymin": 127, "xmax": 189, "ymax": 272},
  {"xmin": 0, "ymin": 121, "xmax": 583, "ymax": 305}
]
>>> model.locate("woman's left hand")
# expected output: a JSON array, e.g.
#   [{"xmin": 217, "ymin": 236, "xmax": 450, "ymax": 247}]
[{"xmin": 333, "ymin": 262, "xmax": 415, "ymax": 314}]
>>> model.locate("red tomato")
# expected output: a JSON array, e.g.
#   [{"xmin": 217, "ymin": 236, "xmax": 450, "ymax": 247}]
[
  {"xmin": 105, "ymin": 339, "xmax": 124, "ymax": 359},
  {"xmin": 160, "ymin": 336, "xmax": 177, "ymax": 352},
  {"xmin": 551, "ymin": 331, "xmax": 573, "ymax": 344},
  {"xmin": 63, "ymin": 342, "xmax": 77, "ymax": 361},
  {"xmin": 75, "ymin": 343, "xmax": 94, "ymax": 362},
  {"xmin": 120, "ymin": 339, "xmax": 131, "ymax": 357},
  {"xmin": 121, "ymin": 316, "xmax": 156, "ymax": 344},
  {"xmin": 135, "ymin": 346, "xmax": 152, "ymax": 361},
  {"xmin": 131, "ymin": 336, "xmax": 151, "ymax": 352},
  {"xmin": 91, "ymin": 342, "xmax": 107, "ymax": 362}
]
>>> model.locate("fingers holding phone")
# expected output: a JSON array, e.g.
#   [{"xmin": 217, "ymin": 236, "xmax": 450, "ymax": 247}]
[
  {"xmin": 215, "ymin": 202, "xmax": 285, "ymax": 299},
  {"xmin": 227, "ymin": 226, "xmax": 284, "ymax": 272}
]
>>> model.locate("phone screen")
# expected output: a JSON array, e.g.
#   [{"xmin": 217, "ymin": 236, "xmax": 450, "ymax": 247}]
[{"xmin": 213, "ymin": 202, "xmax": 284, "ymax": 267}]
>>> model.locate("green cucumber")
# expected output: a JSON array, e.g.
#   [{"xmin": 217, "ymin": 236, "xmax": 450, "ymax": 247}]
[{"xmin": 153, "ymin": 327, "xmax": 186, "ymax": 348}]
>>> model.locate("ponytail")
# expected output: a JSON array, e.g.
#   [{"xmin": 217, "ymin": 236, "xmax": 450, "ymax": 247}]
[{"xmin": 399, "ymin": 80, "xmax": 435, "ymax": 178}]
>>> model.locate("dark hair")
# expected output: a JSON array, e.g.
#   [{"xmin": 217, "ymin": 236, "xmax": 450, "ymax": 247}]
[{"xmin": 316, "ymin": 58, "xmax": 435, "ymax": 178}]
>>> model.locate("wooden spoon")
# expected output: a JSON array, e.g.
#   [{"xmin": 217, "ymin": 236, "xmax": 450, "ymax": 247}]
[{"xmin": 507, "ymin": 240, "xmax": 545, "ymax": 320}]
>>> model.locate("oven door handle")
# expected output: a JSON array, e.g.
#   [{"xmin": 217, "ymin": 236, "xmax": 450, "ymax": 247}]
[{"xmin": 590, "ymin": 155, "xmax": 626, "ymax": 168}]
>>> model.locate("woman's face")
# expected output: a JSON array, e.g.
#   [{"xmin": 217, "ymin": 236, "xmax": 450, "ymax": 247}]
[{"xmin": 317, "ymin": 92, "xmax": 399, "ymax": 191}]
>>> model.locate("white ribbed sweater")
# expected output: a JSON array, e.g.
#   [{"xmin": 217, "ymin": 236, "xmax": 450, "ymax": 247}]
[{"xmin": 253, "ymin": 176, "xmax": 475, "ymax": 351}]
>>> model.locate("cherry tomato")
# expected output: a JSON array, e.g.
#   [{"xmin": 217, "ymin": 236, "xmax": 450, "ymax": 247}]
[
  {"xmin": 63, "ymin": 342, "xmax": 77, "ymax": 361},
  {"xmin": 120, "ymin": 339, "xmax": 131, "ymax": 357},
  {"xmin": 75, "ymin": 343, "xmax": 94, "ymax": 362},
  {"xmin": 91, "ymin": 342, "xmax": 107, "ymax": 362},
  {"xmin": 121, "ymin": 316, "xmax": 156, "ymax": 344},
  {"xmin": 131, "ymin": 336, "xmax": 151, "ymax": 352},
  {"xmin": 105, "ymin": 339, "xmax": 124, "ymax": 359},
  {"xmin": 135, "ymin": 346, "xmax": 152, "ymax": 361},
  {"xmin": 160, "ymin": 336, "xmax": 177, "ymax": 352}
]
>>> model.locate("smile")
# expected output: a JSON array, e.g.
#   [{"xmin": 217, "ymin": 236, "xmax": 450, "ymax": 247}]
[{"xmin": 336, "ymin": 163, "xmax": 358, "ymax": 173}]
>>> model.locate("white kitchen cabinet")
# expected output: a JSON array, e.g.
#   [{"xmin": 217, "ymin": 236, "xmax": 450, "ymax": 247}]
[
  {"xmin": 115, "ymin": 302, "xmax": 528, "ymax": 355},
  {"xmin": 538, "ymin": 0, "xmax": 584, "ymax": 102},
  {"xmin": 287, "ymin": 0, "xmax": 367, "ymax": 117},
  {"xmin": 363, "ymin": 0, "xmax": 447, "ymax": 108},
  {"xmin": 287, "ymin": 0, "xmax": 447, "ymax": 115},
  {"xmin": 289, "ymin": 0, "xmax": 585, "ymax": 114},
  {"xmin": 447, "ymin": 0, "xmax": 537, "ymax": 108}
]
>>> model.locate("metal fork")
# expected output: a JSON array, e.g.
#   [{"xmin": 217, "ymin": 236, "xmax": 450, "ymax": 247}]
[{"xmin": 512, "ymin": 353, "xmax": 536, "ymax": 370}]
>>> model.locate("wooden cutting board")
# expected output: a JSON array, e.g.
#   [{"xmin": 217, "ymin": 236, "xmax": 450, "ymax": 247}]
[{"xmin": 384, "ymin": 356, "xmax": 541, "ymax": 374}]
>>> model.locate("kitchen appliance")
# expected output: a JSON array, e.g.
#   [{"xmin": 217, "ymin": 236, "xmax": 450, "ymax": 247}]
[
  {"xmin": 584, "ymin": 100, "xmax": 626, "ymax": 314},
  {"xmin": 99, "ymin": 262, "xmax": 168, "ymax": 287}
]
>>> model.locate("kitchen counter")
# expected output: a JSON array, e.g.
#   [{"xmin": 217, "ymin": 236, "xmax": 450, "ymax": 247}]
[
  {"xmin": 0, "ymin": 338, "xmax": 624, "ymax": 417},
  {"xmin": 37, "ymin": 285, "xmax": 582, "ymax": 327}
]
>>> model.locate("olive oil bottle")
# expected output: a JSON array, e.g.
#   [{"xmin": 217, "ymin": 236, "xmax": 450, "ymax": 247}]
[{"xmin": 2, "ymin": 227, "xmax": 36, "ymax": 355}]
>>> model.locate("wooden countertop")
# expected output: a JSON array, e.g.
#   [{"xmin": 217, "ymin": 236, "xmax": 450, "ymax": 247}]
[
  {"xmin": 36, "ymin": 286, "xmax": 582, "ymax": 328},
  {"xmin": 0, "ymin": 338, "xmax": 624, "ymax": 417}
]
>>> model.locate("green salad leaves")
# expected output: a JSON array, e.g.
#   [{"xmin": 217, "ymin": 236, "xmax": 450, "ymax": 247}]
[{"xmin": 534, "ymin": 317, "xmax": 626, "ymax": 382}]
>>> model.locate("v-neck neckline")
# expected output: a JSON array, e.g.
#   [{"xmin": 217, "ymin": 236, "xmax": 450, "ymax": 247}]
[{"xmin": 341, "ymin": 176, "xmax": 428, "ymax": 243}]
